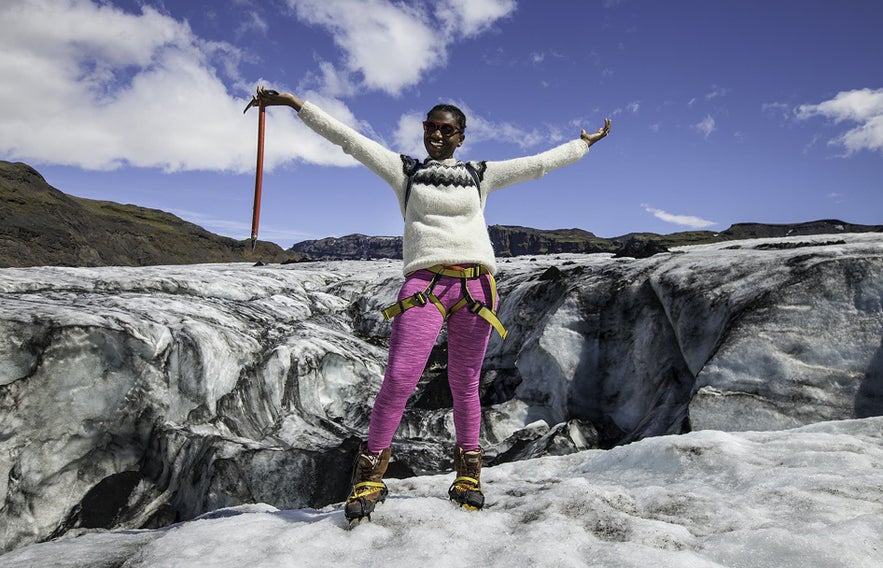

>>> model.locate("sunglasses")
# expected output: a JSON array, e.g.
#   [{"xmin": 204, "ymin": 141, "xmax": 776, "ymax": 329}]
[{"xmin": 422, "ymin": 120, "xmax": 461, "ymax": 137}]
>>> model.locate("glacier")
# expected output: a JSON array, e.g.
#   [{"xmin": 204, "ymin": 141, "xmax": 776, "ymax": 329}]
[{"xmin": 1, "ymin": 233, "xmax": 882, "ymax": 562}]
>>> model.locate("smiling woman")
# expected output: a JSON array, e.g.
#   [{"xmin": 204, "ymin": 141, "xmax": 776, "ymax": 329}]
[
  {"xmin": 422, "ymin": 104, "xmax": 466, "ymax": 161},
  {"xmin": 249, "ymin": 85, "xmax": 610, "ymax": 524}
]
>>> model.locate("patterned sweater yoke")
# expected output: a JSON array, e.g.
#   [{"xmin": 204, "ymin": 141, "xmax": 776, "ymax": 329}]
[{"xmin": 403, "ymin": 156, "xmax": 488, "ymax": 191}]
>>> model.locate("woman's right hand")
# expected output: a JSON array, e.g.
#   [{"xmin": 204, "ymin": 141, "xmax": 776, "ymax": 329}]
[{"xmin": 249, "ymin": 86, "xmax": 304, "ymax": 112}]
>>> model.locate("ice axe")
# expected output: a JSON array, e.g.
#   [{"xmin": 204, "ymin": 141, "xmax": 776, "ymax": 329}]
[{"xmin": 243, "ymin": 88, "xmax": 278, "ymax": 251}]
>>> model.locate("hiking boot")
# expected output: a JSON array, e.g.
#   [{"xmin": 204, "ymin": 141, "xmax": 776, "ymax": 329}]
[
  {"xmin": 344, "ymin": 444, "xmax": 391, "ymax": 522},
  {"xmin": 448, "ymin": 446, "xmax": 484, "ymax": 510}
]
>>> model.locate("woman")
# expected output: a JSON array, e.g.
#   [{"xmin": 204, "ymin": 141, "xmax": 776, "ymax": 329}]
[{"xmin": 250, "ymin": 87, "xmax": 610, "ymax": 522}]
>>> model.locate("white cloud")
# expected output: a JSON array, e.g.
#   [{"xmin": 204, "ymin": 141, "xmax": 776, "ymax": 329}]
[
  {"xmin": 796, "ymin": 88, "xmax": 883, "ymax": 155},
  {"xmin": 467, "ymin": 114, "xmax": 547, "ymax": 151},
  {"xmin": 309, "ymin": 61, "xmax": 359, "ymax": 98},
  {"xmin": 0, "ymin": 0, "xmax": 520, "ymax": 173},
  {"xmin": 797, "ymin": 88, "xmax": 883, "ymax": 123},
  {"xmin": 761, "ymin": 101, "xmax": 791, "ymax": 121},
  {"xmin": 287, "ymin": 0, "xmax": 436, "ymax": 96},
  {"xmin": 440, "ymin": 0, "xmax": 517, "ymax": 37},
  {"xmin": 0, "ymin": 0, "xmax": 357, "ymax": 172},
  {"xmin": 528, "ymin": 49, "xmax": 565, "ymax": 66},
  {"xmin": 237, "ymin": 10, "xmax": 269, "ymax": 37},
  {"xmin": 642, "ymin": 205, "xmax": 715, "ymax": 229},
  {"xmin": 393, "ymin": 111, "xmax": 426, "ymax": 157},
  {"xmin": 693, "ymin": 114, "xmax": 716, "ymax": 138},
  {"xmin": 705, "ymin": 85, "xmax": 729, "ymax": 100},
  {"xmin": 482, "ymin": 46, "xmax": 507, "ymax": 66},
  {"xmin": 610, "ymin": 102, "xmax": 638, "ymax": 117},
  {"xmin": 287, "ymin": 0, "xmax": 516, "ymax": 96},
  {"xmin": 170, "ymin": 208, "xmax": 314, "ymax": 245}
]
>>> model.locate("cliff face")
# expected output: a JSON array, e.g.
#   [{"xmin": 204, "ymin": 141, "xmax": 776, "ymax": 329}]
[
  {"xmin": 289, "ymin": 233, "xmax": 403, "ymax": 260},
  {"xmin": 290, "ymin": 222, "xmax": 883, "ymax": 261},
  {"xmin": 487, "ymin": 225, "xmax": 611, "ymax": 256},
  {"xmin": 0, "ymin": 161, "xmax": 300, "ymax": 267},
  {"xmin": 720, "ymin": 220, "xmax": 881, "ymax": 239},
  {"xmin": 287, "ymin": 226, "xmax": 612, "ymax": 260}
]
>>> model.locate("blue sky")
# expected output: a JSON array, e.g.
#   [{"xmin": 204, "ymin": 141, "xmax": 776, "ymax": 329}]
[{"xmin": 1, "ymin": 0, "xmax": 881, "ymax": 247}]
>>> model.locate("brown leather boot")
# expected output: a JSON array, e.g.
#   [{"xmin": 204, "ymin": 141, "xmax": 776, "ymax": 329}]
[
  {"xmin": 344, "ymin": 444, "xmax": 391, "ymax": 522},
  {"xmin": 448, "ymin": 446, "xmax": 484, "ymax": 510}
]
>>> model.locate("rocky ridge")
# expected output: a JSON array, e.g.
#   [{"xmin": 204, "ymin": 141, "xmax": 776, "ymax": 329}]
[
  {"xmin": 4, "ymin": 160, "xmax": 879, "ymax": 268},
  {"xmin": 0, "ymin": 161, "xmax": 301, "ymax": 267},
  {"xmin": 291, "ymin": 221, "xmax": 883, "ymax": 261}
]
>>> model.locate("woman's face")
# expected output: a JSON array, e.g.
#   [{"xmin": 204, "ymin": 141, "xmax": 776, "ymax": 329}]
[{"xmin": 423, "ymin": 110, "xmax": 464, "ymax": 161}]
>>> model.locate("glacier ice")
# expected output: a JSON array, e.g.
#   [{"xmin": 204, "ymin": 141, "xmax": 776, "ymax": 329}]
[{"xmin": 1, "ymin": 233, "xmax": 881, "ymax": 553}]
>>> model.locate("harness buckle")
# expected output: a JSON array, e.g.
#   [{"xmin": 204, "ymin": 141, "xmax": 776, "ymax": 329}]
[
  {"xmin": 468, "ymin": 301, "xmax": 485, "ymax": 314},
  {"xmin": 412, "ymin": 291, "xmax": 428, "ymax": 306}
]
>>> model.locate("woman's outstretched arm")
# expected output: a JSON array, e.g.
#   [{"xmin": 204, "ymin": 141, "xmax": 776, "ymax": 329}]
[
  {"xmin": 482, "ymin": 118, "xmax": 611, "ymax": 193},
  {"xmin": 246, "ymin": 86, "xmax": 408, "ymax": 202}
]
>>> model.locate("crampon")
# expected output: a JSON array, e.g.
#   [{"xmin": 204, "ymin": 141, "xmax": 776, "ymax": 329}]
[
  {"xmin": 344, "ymin": 481, "xmax": 388, "ymax": 527},
  {"xmin": 449, "ymin": 446, "xmax": 485, "ymax": 510},
  {"xmin": 448, "ymin": 475, "xmax": 484, "ymax": 510},
  {"xmin": 344, "ymin": 445, "xmax": 391, "ymax": 528}
]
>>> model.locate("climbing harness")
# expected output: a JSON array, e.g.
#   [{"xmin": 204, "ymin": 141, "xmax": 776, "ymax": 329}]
[
  {"xmin": 381, "ymin": 264, "xmax": 508, "ymax": 339},
  {"xmin": 386, "ymin": 159, "xmax": 506, "ymax": 337}
]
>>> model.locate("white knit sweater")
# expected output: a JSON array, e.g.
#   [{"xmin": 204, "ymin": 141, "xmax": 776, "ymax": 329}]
[{"xmin": 298, "ymin": 101, "xmax": 589, "ymax": 275}]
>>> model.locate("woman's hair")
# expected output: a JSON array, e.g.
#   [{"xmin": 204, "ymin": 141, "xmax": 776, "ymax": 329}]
[{"xmin": 427, "ymin": 104, "xmax": 466, "ymax": 132}]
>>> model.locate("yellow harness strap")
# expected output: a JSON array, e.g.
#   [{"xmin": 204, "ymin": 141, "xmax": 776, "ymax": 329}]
[{"xmin": 381, "ymin": 264, "xmax": 508, "ymax": 339}]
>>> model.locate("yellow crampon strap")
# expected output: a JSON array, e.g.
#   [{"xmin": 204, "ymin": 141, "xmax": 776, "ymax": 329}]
[
  {"xmin": 348, "ymin": 481, "xmax": 386, "ymax": 500},
  {"xmin": 380, "ymin": 265, "xmax": 508, "ymax": 339},
  {"xmin": 450, "ymin": 476, "xmax": 482, "ymax": 490}
]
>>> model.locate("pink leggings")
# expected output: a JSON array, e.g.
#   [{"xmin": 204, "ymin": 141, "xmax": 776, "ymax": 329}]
[{"xmin": 367, "ymin": 269, "xmax": 494, "ymax": 453}]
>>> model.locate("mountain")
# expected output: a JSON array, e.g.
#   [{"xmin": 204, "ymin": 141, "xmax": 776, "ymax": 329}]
[
  {"xmin": 0, "ymin": 161, "xmax": 302, "ymax": 267},
  {"xmin": 3, "ymin": 160, "xmax": 881, "ymax": 267}
]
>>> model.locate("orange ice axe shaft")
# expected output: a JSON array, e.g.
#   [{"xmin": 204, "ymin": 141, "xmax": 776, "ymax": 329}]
[{"xmin": 244, "ymin": 89, "xmax": 277, "ymax": 251}]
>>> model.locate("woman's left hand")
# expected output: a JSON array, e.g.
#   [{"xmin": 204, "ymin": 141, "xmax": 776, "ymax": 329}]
[{"xmin": 581, "ymin": 118, "xmax": 611, "ymax": 147}]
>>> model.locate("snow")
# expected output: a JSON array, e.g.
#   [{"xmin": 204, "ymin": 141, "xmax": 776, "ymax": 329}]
[{"xmin": 2, "ymin": 418, "xmax": 881, "ymax": 568}]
